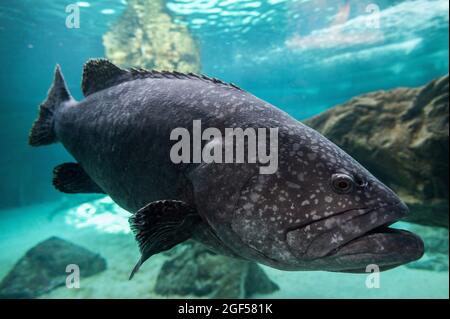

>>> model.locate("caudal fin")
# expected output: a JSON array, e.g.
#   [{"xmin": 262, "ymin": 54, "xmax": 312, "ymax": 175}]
[{"xmin": 29, "ymin": 65, "xmax": 71, "ymax": 146}]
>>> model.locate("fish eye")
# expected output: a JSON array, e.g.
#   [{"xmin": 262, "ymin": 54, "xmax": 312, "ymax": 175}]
[{"xmin": 331, "ymin": 173, "xmax": 354, "ymax": 194}]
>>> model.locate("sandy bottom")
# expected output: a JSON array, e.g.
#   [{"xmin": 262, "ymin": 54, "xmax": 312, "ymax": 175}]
[{"xmin": 0, "ymin": 201, "xmax": 448, "ymax": 299}]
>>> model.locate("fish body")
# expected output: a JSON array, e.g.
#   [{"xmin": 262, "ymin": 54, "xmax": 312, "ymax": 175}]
[{"xmin": 29, "ymin": 59, "xmax": 424, "ymax": 277}]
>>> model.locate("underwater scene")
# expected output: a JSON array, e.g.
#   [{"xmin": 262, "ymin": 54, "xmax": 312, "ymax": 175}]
[{"xmin": 0, "ymin": 0, "xmax": 448, "ymax": 299}]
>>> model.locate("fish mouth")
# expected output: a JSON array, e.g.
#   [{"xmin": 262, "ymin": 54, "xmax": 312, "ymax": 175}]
[
  {"xmin": 325, "ymin": 225, "xmax": 424, "ymax": 272},
  {"xmin": 286, "ymin": 202, "xmax": 424, "ymax": 271}
]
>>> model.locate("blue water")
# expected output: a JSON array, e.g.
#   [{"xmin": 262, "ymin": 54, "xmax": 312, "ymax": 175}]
[{"xmin": 0, "ymin": 0, "xmax": 448, "ymax": 298}]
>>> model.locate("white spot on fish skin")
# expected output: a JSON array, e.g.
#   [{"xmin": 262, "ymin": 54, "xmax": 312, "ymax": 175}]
[
  {"xmin": 287, "ymin": 181, "xmax": 301, "ymax": 189},
  {"xmin": 301, "ymin": 200, "xmax": 310, "ymax": 206},
  {"xmin": 325, "ymin": 196, "xmax": 333, "ymax": 203},
  {"xmin": 330, "ymin": 233, "xmax": 344, "ymax": 244}
]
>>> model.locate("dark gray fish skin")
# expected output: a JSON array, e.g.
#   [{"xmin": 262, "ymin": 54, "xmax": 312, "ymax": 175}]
[{"xmin": 30, "ymin": 60, "xmax": 424, "ymax": 273}]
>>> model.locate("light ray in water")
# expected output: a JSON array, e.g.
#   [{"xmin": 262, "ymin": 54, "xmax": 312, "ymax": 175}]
[{"xmin": 65, "ymin": 197, "xmax": 131, "ymax": 234}]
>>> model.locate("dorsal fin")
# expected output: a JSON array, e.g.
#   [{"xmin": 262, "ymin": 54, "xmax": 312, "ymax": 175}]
[
  {"xmin": 82, "ymin": 59, "xmax": 129, "ymax": 96},
  {"xmin": 81, "ymin": 58, "xmax": 242, "ymax": 97}
]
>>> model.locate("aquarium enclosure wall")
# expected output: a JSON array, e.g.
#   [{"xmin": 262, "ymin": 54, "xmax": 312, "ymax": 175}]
[{"xmin": 0, "ymin": 0, "xmax": 448, "ymax": 299}]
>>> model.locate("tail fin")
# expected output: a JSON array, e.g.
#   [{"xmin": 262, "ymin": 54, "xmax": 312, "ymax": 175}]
[{"xmin": 29, "ymin": 65, "xmax": 71, "ymax": 146}]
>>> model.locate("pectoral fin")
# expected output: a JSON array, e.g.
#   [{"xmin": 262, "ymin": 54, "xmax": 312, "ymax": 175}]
[
  {"xmin": 128, "ymin": 200, "xmax": 201, "ymax": 279},
  {"xmin": 53, "ymin": 163, "xmax": 104, "ymax": 194}
]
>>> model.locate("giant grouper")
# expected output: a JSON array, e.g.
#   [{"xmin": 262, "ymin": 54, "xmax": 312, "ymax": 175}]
[{"xmin": 29, "ymin": 59, "xmax": 424, "ymax": 279}]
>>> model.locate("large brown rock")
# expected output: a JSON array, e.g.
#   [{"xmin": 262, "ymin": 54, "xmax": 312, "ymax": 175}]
[
  {"xmin": 155, "ymin": 241, "xmax": 279, "ymax": 298},
  {"xmin": 103, "ymin": 0, "xmax": 200, "ymax": 73},
  {"xmin": 305, "ymin": 75, "xmax": 449, "ymax": 228}
]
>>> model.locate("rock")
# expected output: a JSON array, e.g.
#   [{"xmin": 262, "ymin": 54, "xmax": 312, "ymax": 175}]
[
  {"xmin": 405, "ymin": 224, "xmax": 448, "ymax": 272},
  {"xmin": 305, "ymin": 75, "xmax": 449, "ymax": 228},
  {"xmin": 154, "ymin": 241, "xmax": 279, "ymax": 298},
  {"xmin": 103, "ymin": 0, "xmax": 200, "ymax": 73},
  {"xmin": 0, "ymin": 237, "xmax": 107, "ymax": 298}
]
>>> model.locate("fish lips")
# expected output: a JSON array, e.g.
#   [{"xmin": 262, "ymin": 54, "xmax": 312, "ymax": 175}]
[
  {"xmin": 324, "ymin": 227, "xmax": 424, "ymax": 272},
  {"xmin": 286, "ymin": 202, "xmax": 424, "ymax": 270}
]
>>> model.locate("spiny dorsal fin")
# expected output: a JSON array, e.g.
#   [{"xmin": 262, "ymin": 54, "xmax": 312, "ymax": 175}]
[
  {"xmin": 81, "ymin": 58, "xmax": 242, "ymax": 97},
  {"xmin": 82, "ymin": 59, "xmax": 129, "ymax": 96}
]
